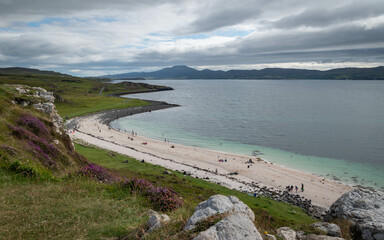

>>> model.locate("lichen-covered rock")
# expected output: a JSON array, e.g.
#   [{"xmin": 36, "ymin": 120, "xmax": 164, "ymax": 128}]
[
  {"xmin": 298, "ymin": 234, "xmax": 344, "ymax": 240},
  {"xmin": 184, "ymin": 195, "xmax": 255, "ymax": 231},
  {"xmin": 277, "ymin": 227, "xmax": 297, "ymax": 240},
  {"xmin": 324, "ymin": 188, "xmax": 384, "ymax": 240},
  {"xmin": 193, "ymin": 213, "xmax": 262, "ymax": 240},
  {"xmin": 146, "ymin": 210, "xmax": 170, "ymax": 233},
  {"xmin": 311, "ymin": 222, "xmax": 342, "ymax": 237}
]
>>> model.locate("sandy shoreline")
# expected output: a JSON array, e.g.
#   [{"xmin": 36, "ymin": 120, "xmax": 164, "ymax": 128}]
[{"xmin": 68, "ymin": 104, "xmax": 352, "ymax": 209}]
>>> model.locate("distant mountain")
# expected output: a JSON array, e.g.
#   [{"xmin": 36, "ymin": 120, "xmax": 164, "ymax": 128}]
[
  {"xmin": 0, "ymin": 67, "xmax": 70, "ymax": 77},
  {"xmin": 102, "ymin": 65, "xmax": 384, "ymax": 80}
]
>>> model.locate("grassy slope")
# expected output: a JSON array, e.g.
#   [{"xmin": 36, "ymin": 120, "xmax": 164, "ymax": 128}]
[
  {"xmin": 76, "ymin": 143, "xmax": 316, "ymax": 237},
  {"xmin": 0, "ymin": 170, "xmax": 149, "ymax": 239},
  {"xmin": 0, "ymin": 73, "xmax": 318, "ymax": 239},
  {"xmin": 0, "ymin": 73, "xmax": 163, "ymax": 118}
]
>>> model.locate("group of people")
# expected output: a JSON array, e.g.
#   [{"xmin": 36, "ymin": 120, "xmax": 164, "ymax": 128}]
[{"xmin": 286, "ymin": 183, "xmax": 304, "ymax": 193}]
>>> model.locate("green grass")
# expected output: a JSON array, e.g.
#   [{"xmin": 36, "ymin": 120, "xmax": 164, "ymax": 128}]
[
  {"xmin": 0, "ymin": 169, "xmax": 149, "ymax": 240},
  {"xmin": 56, "ymin": 95, "xmax": 149, "ymax": 118},
  {"xmin": 0, "ymin": 74, "xmax": 166, "ymax": 118},
  {"xmin": 75, "ymin": 143, "xmax": 316, "ymax": 235}
]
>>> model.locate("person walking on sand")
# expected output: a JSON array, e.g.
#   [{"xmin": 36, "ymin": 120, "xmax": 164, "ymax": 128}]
[
  {"xmin": 301, "ymin": 183, "xmax": 304, "ymax": 192},
  {"xmin": 295, "ymin": 186, "xmax": 298, "ymax": 193}
]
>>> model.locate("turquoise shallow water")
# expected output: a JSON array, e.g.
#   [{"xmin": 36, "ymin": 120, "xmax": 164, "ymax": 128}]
[{"xmin": 111, "ymin": 79, "xmax": 384, "ymax": 190}]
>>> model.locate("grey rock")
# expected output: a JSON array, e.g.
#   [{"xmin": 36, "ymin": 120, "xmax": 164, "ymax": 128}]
[
  {"xmin": 311, "ymin": 222, "xmax": 341, "ymax": 237},
  {"xmin": 277, "ymin": 227, "xmax": 297, "ymax": 240},
  {"xmin": 193, "ymin": 213, "xmax": 262, "ymax": 240},
  {"xmin": 146, "ymin": 210, "xmax": 170, "ymax": 233},
  {"xmin": 324, "ymin": 188, "xmax": 384, "ymax": 240},
  {"xmin": 266, "ymin": 233, "xmax": 277, "ymax": 240},
  {"xmin": 298, "ymin": 234, "xmax": 344, "ymax": 240},
  {"xmin": 184, "ymin": 195, "xmax": 255, "ymax": 231}
]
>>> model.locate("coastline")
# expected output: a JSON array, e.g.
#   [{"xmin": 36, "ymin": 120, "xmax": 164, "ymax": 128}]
[{"xmin": 67, "ymin": 101, "xmax": 352, "ymax": 213}]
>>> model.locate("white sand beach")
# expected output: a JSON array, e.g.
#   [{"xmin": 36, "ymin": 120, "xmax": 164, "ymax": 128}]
[{"xmin": 69, "ymin": 113, "xmax": 352, "ymax": 209}]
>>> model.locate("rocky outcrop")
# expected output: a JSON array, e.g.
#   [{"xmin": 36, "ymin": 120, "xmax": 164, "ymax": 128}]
[
  {"xmin": 193, "ymin": 213, "xmax": 262, "ymax": 240},
  {"xmin": 324, "ymin": 188, "xmax": 384, "ymax": 240},
  {"xmin": 311, "ymin": 222, "xmax": 342, "ymax": 237},
  {"xmin": 10, "ymin": 84, "xmax": 63, "ymax": 134},
  {"xmin": 146, "ymin": 210, "xmax": 170, "ymax": 234},
  {"xmin": 184, "ymin": 195, "xmax": 255, "ymax": 231}
]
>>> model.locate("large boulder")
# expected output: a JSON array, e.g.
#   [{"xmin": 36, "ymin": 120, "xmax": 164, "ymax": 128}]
[
  {"xmin": 184, "ymin": 195, "xmax": 255, "ymax": 231},
  {"xmin": 311, "ymin": 222, "xmax": 342, "ymax": 237},
  {"xmin": 324, "ymin": 188, "xmax": 384, "ymax": 240},
  {"xmin": 193, "ymin": 213, "xmax": 262, "ymax": 240}
]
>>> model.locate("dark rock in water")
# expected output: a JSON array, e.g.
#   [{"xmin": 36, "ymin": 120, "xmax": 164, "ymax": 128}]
[{"xmin": 324, "ymin": 188, "xmax": 384, "ymax": 240}]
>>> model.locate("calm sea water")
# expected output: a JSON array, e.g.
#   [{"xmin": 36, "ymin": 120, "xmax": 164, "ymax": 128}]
[{"xmin": 111, "ymin": 80, "xmax": 384, "ymax": 190}]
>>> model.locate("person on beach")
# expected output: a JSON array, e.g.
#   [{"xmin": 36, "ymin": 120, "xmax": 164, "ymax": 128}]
[
  {"xmin": 295, "ymin": 186, "xmax": 298, "ymax": 193},
  {"xmin": 301, "ymin": 183, "xmax": 304, "ymax": 192}
]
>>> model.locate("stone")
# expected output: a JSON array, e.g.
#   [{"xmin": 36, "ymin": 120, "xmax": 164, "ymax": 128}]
[
  {"xmin": 193, "ymin": 213, "xmax": 262, "ymax": 240},
  {"xmin": 298, "ymin": 234, "xmax": 344, "ymax": 240},
  {"xmin": 146, "ymin": 210, "xmax": 170, "ymax": 233},
  {"xmin": 311, "ymin": 222, "xmax": 342, "ymax": 237},
  {"xmin": 184, "ymin": 195, "xmax": 255, "ymax": 231},
  {"xmin": 277, "ymin": 227, "xmax": 297, "ymax": 240},
  {"xmin": 324, "ymin": 188, "xmax": 384, "ymax": 240},
  {"xmin": 266, "ymin": 233, "xmax": 277, "ymax": 240}
]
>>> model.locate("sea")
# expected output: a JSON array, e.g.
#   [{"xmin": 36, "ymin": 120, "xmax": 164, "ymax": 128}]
[{"xmin": 110, "ymin": 79, "xmax": 384, "ymax": 190}]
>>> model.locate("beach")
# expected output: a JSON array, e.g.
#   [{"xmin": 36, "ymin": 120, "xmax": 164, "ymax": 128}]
[{"xmin": 68, "ymin": 104, "xmax": 352, "ymax": 209}]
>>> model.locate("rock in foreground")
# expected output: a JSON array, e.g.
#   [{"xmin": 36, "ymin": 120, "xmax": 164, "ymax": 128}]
[
  {"xmin": 324, "ymin": 188, "xmax": 384, "ymax": 240},
  {"xmin": 184, "ymin": 194, "xmax": 255, "ymax": 231},
  {"xmin": 193, "ymin": 213, "xmax": 262, "ymax": 240}
]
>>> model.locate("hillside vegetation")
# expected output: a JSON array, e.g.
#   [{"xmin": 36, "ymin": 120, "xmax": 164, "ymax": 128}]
[
  {"xmin": 0, "ymin": 72, "xmax": 319, "ymax": 239},
  {"xmin": 0, "ymin": 68, "xmax": 171, "ymax": 118}
]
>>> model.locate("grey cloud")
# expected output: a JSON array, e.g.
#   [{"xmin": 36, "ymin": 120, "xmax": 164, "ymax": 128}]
[
  {"xmin": 181, "ymin": 6, "xmax": 259, "ymax": 34},
  {"xmin": 234, "ymin": 23, "xmax": 384, "ymax": 56},
  {"xmin": 178, "ymin": 0, "xmax": 272, "ymax": 34},
  {"xmin": 0, "ymin": 0, "xmax": 182, "ymax": 27},
  {"xmin": 272, "ymin": 1, "xmax": 384, "ymax": 29},
  {"xmin": 133, "ymin": 22, "xmax": 384, "ymax": 67}
]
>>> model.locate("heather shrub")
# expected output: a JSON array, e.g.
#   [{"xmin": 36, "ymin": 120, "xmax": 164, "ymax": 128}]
[
  {"xmin": 148, "ymin": 186, "xmax": 183, "ymax": 212},
  {"xmin": 16, "ymin": 114, "xmax": 50, "ymax": 138},
  {"xmin": 76, "ymin": 163, "xmax": 117, "ymax": 183},
  {"xmin": 121, "ymin": 177, "xmax": 183, "ymax": 212},
  {"xmin": 123, "ymin": 177, "xmax": 153, "ymax": 193},
  {"xmin": 9, "ymin": 124, "xmax": 59, "ymax": 167}
]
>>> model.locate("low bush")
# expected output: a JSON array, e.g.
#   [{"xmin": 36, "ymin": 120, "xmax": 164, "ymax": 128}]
[
  {"xmin": 122, "ymin": 177, "xmax": 183, "ymax": 212},
  {"xmin": 75, "ymin": 162, "xmax": 118, "ymax": 183},
  {"xmin": 7, "ymin": 161, "xmax": 38, "ymax": 178}
]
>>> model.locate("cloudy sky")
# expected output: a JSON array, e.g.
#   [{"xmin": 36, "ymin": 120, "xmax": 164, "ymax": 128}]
[{"xmin": 1, "ymin": 0, "xmax": 384, "ymax": 76}]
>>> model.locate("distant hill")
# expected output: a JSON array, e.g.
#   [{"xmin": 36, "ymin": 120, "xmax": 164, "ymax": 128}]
[
  {"xmin": 0, "ymin": 67, "xmax": 70, "ymax": 77},
  {"xmin": 102, "ymin": 65, "xmax": 384, "ymax": 80}
]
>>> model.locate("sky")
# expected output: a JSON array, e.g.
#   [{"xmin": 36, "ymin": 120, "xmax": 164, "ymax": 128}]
[{"xmin": 0, "ymin": 0, "xmax": 384, "ymax": 76}]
